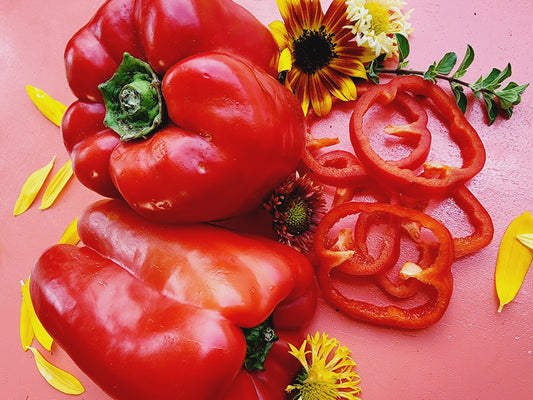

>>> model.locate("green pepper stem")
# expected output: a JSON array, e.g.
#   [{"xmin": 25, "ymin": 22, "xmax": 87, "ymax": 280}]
[
  {"xmin": 99, "ymin": 53, "xmax": 164, "ymax": 141},
  {"xmin": 242, "ymin": 316, "xmax": 278, "ymax": 371}
]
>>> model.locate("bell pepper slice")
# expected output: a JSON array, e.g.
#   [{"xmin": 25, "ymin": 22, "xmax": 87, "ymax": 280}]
[
  {"xmin": 398, "ymin": 183, "xmax": 493, "ymax": 259},
  {"xmin": 30, "ymin": 199, "xmax": 317, "ymax": 400},
  {"xmin": 318, "ymin": 210, "xmax": 401, "ymax": 276},
  {"xmin": 302, "ymin": 91, "xmax": 430, "ymax": 188},
  {"xmin": 350, "ymin": 75, "xmax": 486, "ymax": 199},
  {"xmin": 314, "ymin": 201, "xmax": 454, "ymax": 329}
]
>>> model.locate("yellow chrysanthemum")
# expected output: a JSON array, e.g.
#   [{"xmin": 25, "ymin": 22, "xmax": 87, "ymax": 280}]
[
  {"xmin": 345, "ymin": 0, "xmax": 413, "ymax": 58},
  {"xmin": 286, "ymin": 332, "xmax": 362, "ymax": 400},
  {"xmin": 270, "ymin": 0, "xmax": 376, "ymax": 116}
]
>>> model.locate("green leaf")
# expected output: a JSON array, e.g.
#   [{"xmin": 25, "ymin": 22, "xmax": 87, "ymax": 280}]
[
  {"xmin": 482, "ymin": 92, "xmax": 498, "ymax": 125},
  {"xmin": 366, "ymin": 53, "xmax": 386, "ymax": 84},
  {"xmin": 495, "ymin": 82, "xmax": 529, "ymax": 109},
  {"xmin": 395, "ymin": 33, "xmax": 410, "ymax": 64},
  {"xmin": 451, "ymin": 82, "xmax": 468, "ymax": 113},
  {"xmin": 423, "ymin": 63, "xmax": 437, "ymax": 83},
  {"xmin": 435, "ymin": 52, "xmax": 457, "ymax": 75},
  {"xmin": 399, "ymin": 60, "xmax": 410, "ymax": 69},
  {"xmin": 472, "ymin": 64, "xmax": 513, "ymax": 93},
  {"xmin": 453, "ymin": 45, "xmax": 475, "ymax": 79}
]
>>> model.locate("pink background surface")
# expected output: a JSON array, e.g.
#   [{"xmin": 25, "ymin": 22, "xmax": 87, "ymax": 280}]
[{"xmin": 1, "ymin": 0, "xmax": 532, "ymax": 399}]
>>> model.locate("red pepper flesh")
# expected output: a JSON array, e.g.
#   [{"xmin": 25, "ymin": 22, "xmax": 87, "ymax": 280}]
[
  {"xmin": 314, "ymin": 201, "xmax": 454, "ymax": 329},
  {"xmin": 350, "ymin": 75, "xmax": 486, "ymax": 199},
  {"xmin": 30, "ymin": 199, "xmax": 317, "ymax": 400},
  {"xmin": 62, "ymin": 0, "xmax": 303, "ymax": 223}
]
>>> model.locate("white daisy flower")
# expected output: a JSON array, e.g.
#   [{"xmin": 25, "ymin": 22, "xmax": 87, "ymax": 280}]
[{"xmin": 345, "ymin": 0, "xmax": 413, "ymax": 58}]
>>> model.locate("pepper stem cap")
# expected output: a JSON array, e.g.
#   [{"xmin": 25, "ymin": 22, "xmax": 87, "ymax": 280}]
[{"xmin": 99, "ymin": 53, "xmax": 164, "ymax": 141}]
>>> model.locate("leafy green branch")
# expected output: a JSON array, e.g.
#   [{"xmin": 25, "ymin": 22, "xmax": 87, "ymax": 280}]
[{"xmin": 366, "ymin": 34, "xmax": 529, "ymax": 125}]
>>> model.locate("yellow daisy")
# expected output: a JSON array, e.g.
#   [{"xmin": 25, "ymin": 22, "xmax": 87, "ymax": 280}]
[
  {"xmin": 286, "ymin": 332, "xmax": 362, "ymax": 400},
  {"xmin": 345, "ymin": 0, "xmax": 413, "ymax": 58},
  {"xmin": 270, "ymin": 0, "xmax": 376, "ymax": 116}
]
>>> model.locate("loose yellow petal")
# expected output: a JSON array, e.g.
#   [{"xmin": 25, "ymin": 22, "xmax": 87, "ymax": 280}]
[
  {"xmin": 517, "ymin": 233, "xmax": 533, "ymax": 251},
  {"xmin": 21, "ymin": 277, "xmax": 53, "ymax": 351},
  {"xmin": 27, "ymin": 347, "xmax": 85, "ymax": 395},
  {"xmin": 58, "ymin": 217, "xmax": 80, "ymax": 245},
  {"xmin": 495, "ymin": 211, "xmax": 533, "ymax": 312},
  {"xmin": 39, "ymin": 159, "xmax": 73, "ymax": 210},
  {"xmin": 26, "ymin": 85, "xmax": 67, "ymax": 126},
  {"xmin": 20, "ymin": 287, "xmax": 35, "ymax": 351},
  {"xmin": 13, "ymin": 156, "xmax": 56, "ymax": 216}
]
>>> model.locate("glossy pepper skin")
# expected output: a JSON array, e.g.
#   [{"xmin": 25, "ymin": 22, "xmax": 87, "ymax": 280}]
[
  {"xmin": 30, "ymin": 200, "xmax": 317, "ymax": 400},
  {"xmin": 64, "ymin": 0, "xmax": 279, "ymax": 102},
  {"xmin": 61, "ymin": 0, "xmax": 305, "ymax": 223}
]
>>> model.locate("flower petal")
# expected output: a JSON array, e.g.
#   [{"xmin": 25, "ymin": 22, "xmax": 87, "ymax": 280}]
[
  {"xmin": 39, "ymin": 159, "xmax": 74, "ymax": 210},
  {"xmin": 309, "ymin": 74, "xmax": 333, "ymax": 116},
  {"xmin": 320, "ymin": 70, "xmax": 358, "ymax": 101},
  {"xmin": 290, "ymin": 69, "xmax": 311, "ymax": 115},
  {"xmin": 324, "ymin": 0, "xmax": 351, "ymax": 33},
  {"xmin": 495, "ymin": 211, "xmax": 533, "ymax": 312},
  {"xmin": 26, "ymin": 86, "xmax": 67, "ymax": 127},
  {"xmin": 21, "ymin": 277, "xmax": 53, "ymax": 351},
  {"xmin": 517, "ymin": 233, "xmax": 533, "ymax": 251},
  {"xmin": 331, "ymin": 54, "xmax": 369, "ymax": 78},
  {"xmin": 27, "ymin": 347, "xmax": 85, "ymax": 395},
  {"xmin": 268, "ymin": 20, "xmax": 290, "ymax": 49},
  {"xmin": 278, "ymin": 48, "xmax": 293, "ymax": 72},
  {"xmin": 13, "ymin": 156, "xmax": 55, "ymax": 216},
  {"xmin": 58, "ymin": 217, "xmax": 80, "ymax": 245},
  {"xmin": 20, "ymin": 289, "xmax": 35, "ymax": 351}
]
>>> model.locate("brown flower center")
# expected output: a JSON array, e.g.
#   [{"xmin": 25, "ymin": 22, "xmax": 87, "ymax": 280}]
[{"xmin": 292, "ymin": 26, "xmax": 338, "ymax": 74}]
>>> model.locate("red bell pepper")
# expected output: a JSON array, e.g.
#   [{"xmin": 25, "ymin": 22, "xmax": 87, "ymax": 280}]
[
  {"xmin": 29, "ymin": 199, "xmax": 317, "ymax": 400},
  {"xmin": 62, "ymin": 0, "xmax": 305, "ymax": 223},
  {"xmin": 314, "ymin": 201, "xmax": 454, "ymax": 329},
  {"xmin": 350, "ymin": 75, "xmax": 486, "ymax": 199},
  {"xmin": 64, "ymin": 0, "xmax": 279, "ymax": 102}
]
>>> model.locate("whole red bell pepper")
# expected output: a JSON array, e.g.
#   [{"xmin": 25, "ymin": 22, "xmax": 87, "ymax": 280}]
[
  {"xmin": 61, "ymin": 0, "xmax": 305, "ymax": 223},
  {"xmin": 29, "ymin": 199, "xmax": 317, "ymax": 400}
]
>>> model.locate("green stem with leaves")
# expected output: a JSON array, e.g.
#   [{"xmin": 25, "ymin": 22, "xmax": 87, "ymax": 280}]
[{"xmin": 366, "ymin": 34, "xmax": 529, "ymax": 125}]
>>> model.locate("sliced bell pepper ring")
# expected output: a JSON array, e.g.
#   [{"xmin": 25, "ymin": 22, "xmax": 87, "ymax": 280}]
[
  {"xmin": 301, "ymin": 135, "xmax": 369, "ymax": 188},
  {"xmin": 374, "ymin": 91, "xmax": 432, "ymax": 170},
  {"xmin": 446, "ymin": 184, "xmax": 494, "ymax": 259},
  {"xmin": 314, "ymin": 201, "xmax": 454, "ymax": 329},
  {"xmin": 350, "ymin": 75, "xmax": 486, "ymax": 199},
  {"xmin": 30, "ymin": 199, "xmax": 317, "ymax": 400},
  {"xmin": 321, "ymin": 210, "xmax": 401, "ymax": 276},
  {"xmin": 398, "ymin": 181, "xmax": 494, "ymax": 259},
  {"xmin": 302, "ymin": 92, "xmax": 430, "ymax": 188},
  {"xmin": 375, "ymin": 240, "xmax": 437, "ymax": 299}
]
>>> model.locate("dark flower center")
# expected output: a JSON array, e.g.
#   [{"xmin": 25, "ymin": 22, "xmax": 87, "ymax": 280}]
[
  {"xmin": 286, "ymin": 198, "xmax": 311, "ymax": 235},
  {"xmin": 292, "ymin": 25, "xmax": 338, "ymax": 75}
]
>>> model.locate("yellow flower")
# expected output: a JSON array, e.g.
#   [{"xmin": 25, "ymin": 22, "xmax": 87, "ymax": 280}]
[
  {"xmin": 286, "ymin": 332, "xmax": 362, "ymax": 400},
  {"xmin": 345, "ymin": 0, "xmax": 413, "ymax": 58},
  {"xmin": 270, "ymin": 0, "xmax": 376, "ymax": 116}
]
